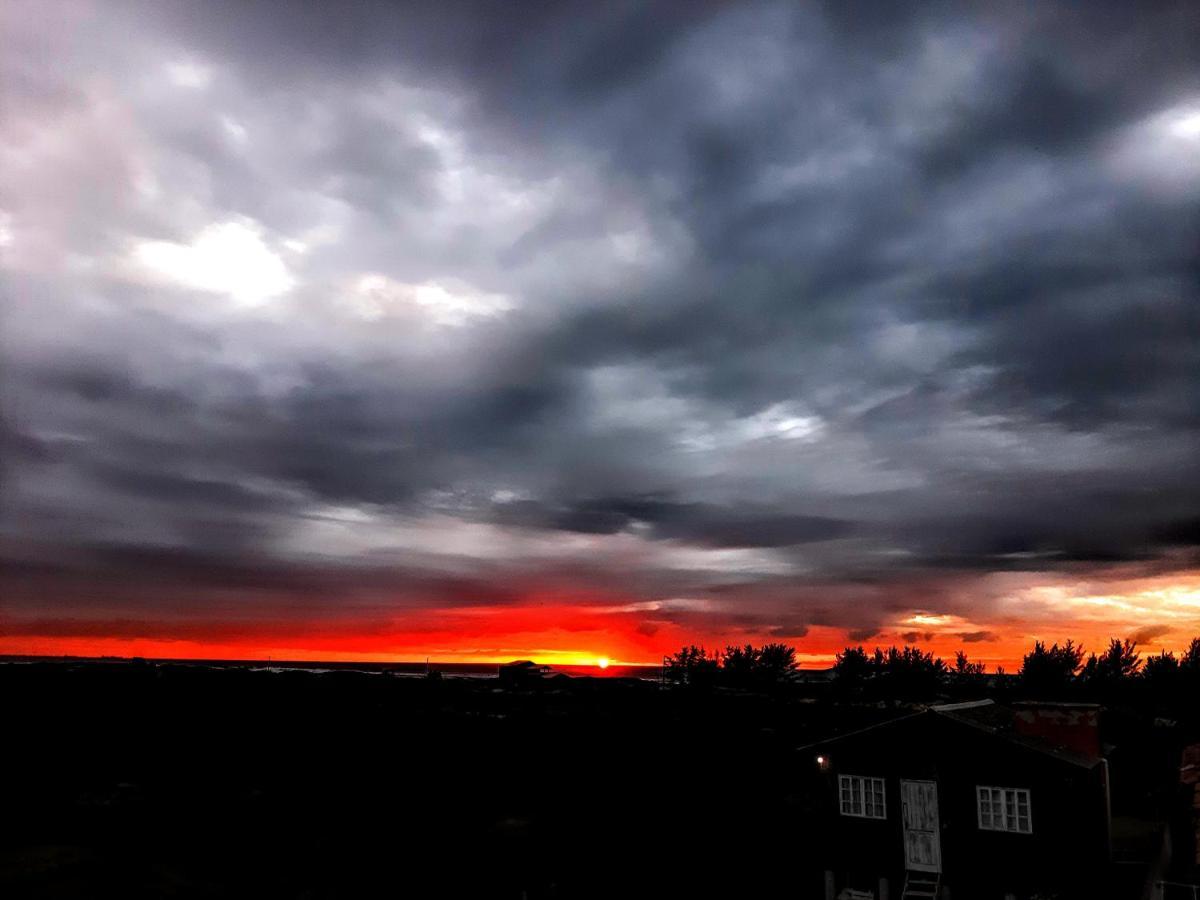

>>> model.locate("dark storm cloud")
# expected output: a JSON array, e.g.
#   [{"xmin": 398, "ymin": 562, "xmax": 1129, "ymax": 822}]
[
  {"xmin": 848, "ymin": 629, "xmax": 880, "ymax": 643},
  {"xmin": 492, "ymin": 494, "xmax": 850, "ymax": 548},
  {"xmin": 959, "ymin": 631, "xmax": 998, "ymax": 644},
  {"xmin": 2, "ymin": 0, "xmax": 1199, "ymax": 645},
  {"xmin": 1130, "ymin": 624, "xmax": 1173, "ymax": 645}
]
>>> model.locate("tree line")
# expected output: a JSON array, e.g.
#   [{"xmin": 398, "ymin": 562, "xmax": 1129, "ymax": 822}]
[
  {"xmin": 664, "ymin": 636, "xmax": 1200, "ymax": 699},
  {"xmin": 664, "ymin": 643, "xmax": 798, "ymax": 688}
]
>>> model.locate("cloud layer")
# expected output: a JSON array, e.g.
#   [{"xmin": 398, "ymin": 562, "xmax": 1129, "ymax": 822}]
[{"xmin": 2, "ymin": 0, "xmax": 1199, "ymax": 664}]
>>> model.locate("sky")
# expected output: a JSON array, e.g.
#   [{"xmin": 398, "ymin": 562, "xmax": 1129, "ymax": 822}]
[{"xmin": 2, "ymin": 0, "xmax": 1199, "ymax": 669}]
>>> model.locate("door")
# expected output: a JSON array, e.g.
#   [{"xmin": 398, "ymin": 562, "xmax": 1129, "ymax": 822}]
[{"xmin": 900, "ymin": 779, "xmax": 941, "ymax": 873}]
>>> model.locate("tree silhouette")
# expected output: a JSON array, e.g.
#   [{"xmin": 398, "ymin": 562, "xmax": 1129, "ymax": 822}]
[
  {"xmin": 664, "ymin": 645, "xmax": 719, "ymax": 687},
  {"xmin": 720, "ymin": 644, "xmax": 759, "ymax": 688},
  {"xmin": 1020, "ymin": 640, "xmax": 1084, "ymax": 695},
  {"xmin": 953, "ymin": 650, "xmax": 985, "ymax": 676},
  {"xmin": 874, "ymin": 645, "xmax": 947, "ymax": 696},
  {"xmin": 755, "ymin": 643, "xmax": 798, "ymax": 684},
  {"xmin": 1141, "ymin": 649, "xmax": 1178, "ymax": 684},
  {"xmin": 833, "ymin": 645, "xmax": 872, "ymax": 685},
  {"xmin": 659, "ymin": 633, "xmax": 1200, "ymax": 708},
  {"xmin": 1081, "ymin": 638, "xmax": 1141, "ymax": 686},
  {"xmin": 716, "ymin": 643, "xmax": 798, "ymax": 688},
  {"xmin": 667, "ymin": 643, "xmax": 799, "ymax": 689},
  {"xmin": 1182, "ymin": 637, "xmax": 1200, "ymax": 673}
]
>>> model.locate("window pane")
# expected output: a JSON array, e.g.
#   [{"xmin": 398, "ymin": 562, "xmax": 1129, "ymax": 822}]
[{"xmin": 839, "ymin": 775, "xmax": 887, "ymax": 818}]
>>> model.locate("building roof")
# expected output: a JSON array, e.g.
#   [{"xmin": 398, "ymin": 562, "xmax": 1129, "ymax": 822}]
[{"xmin": 799, "ymin": 700, "xmax": 1102, "ymax": 770}]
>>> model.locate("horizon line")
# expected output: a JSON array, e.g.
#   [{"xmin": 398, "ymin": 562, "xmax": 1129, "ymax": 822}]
[{"xmin": 0, "ymin": 652, "xmax": 671, "ymax": 668}]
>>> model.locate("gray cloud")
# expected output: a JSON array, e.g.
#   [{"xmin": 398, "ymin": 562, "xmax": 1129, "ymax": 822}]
[
  {"xmin": 959, "ymin": 631, "xmax": 999, "ymax": 644},
  {"xmin": 1, "ymin": 0, "xmax": 1198, "ymax": 648},
  {"xmin": 1130, "ymin": 625, "xmax": 1173, "ymax": 645}
]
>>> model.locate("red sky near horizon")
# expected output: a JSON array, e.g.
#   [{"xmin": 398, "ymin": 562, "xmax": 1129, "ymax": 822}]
[{"xmin": 5, "ymin": 569, "xmax": 1198, "ymax": 671}]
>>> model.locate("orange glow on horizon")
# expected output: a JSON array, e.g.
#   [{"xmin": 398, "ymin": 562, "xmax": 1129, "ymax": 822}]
[{"xmin": 2, "ymin": 571, "xmax": 1198, "ymax": 672}]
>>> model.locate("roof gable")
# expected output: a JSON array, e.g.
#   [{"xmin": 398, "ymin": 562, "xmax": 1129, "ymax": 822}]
[{"xmin": 800, "ymin": 700, "xmax": 1101, "ymax": 770}]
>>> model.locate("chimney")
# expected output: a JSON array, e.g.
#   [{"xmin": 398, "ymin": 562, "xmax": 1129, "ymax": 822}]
[{"xmin": 1012, "ymin": 702, "xmax": 1101, "ymax": 758}]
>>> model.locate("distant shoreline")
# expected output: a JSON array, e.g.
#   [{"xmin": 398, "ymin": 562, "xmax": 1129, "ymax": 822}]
[{"xmin": 0, "ymin": 654, "xmax": 665, "ymax": 679}]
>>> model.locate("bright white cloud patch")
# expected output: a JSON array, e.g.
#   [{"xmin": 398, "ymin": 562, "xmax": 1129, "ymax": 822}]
[
  {"xmin": 220, "ymin": 115, "xmax": 248, "ymax": 146},
  {"xmin": 350, "ymin": 274, "xmax": 512, "ymax": 326},
  {"xmin": 166, "ymin": 61, "xmax": 213, "ymax": 89},
  {"xmin": 680, "ymin": 403, "xmax": 826, "ymax": 452},
  {"xmin": 133, "ymin": 220, "xmax": 294, "ymax": 305},
  {"xmin": 1109, "ymin": 99, "xmax": 1200, "ymax": 193},
  {"xmin": 737, "ymin": 403, "xmax": 825, "ymax": 443}
]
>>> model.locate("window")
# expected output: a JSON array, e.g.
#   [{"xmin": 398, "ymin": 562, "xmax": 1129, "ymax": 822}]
[
  {"xmin": 977, "ymin": 786, "xmax": 1031, "ymax": 833},
  {"xmin": 839, "ymin": 774, "xmax": 886, "ymax": 819}
]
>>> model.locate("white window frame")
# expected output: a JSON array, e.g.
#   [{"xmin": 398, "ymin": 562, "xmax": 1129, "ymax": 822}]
[
  {"xmin": 838, "ymin": 774, "xmax": 887, "ymax": 819},
  {"xmin": 976, "ymin": 786, "xmax": 1032, "ymax": 833}
]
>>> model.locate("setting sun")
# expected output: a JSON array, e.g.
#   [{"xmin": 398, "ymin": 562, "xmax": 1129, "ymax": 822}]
[{"xmin": 597, "ymin": 657, "xmax": 610, "ymax": 669}]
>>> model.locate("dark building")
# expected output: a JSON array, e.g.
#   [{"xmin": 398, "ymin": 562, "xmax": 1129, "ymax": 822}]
[
  {"xmin": 797, "ymin": 700, "xmax": 1112, "ymax": 900},
  {"xmin": 497, "ymin": 659, "xmax": 551, "ymax": 688}
]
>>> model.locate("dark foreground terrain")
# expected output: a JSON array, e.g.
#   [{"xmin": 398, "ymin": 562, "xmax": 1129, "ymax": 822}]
[
  {"xmin": 2, "ymin": 660, "xmax": 860, "ymax": 899},
  {"xmin": 3, "ymin": 659, "xmax": 1195, "ymax": 899}
]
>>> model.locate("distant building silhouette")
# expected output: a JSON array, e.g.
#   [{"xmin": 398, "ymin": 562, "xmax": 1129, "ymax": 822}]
[{"xmin": 497, "ymin": 660, "xmax": 551, "ymax": 689}]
